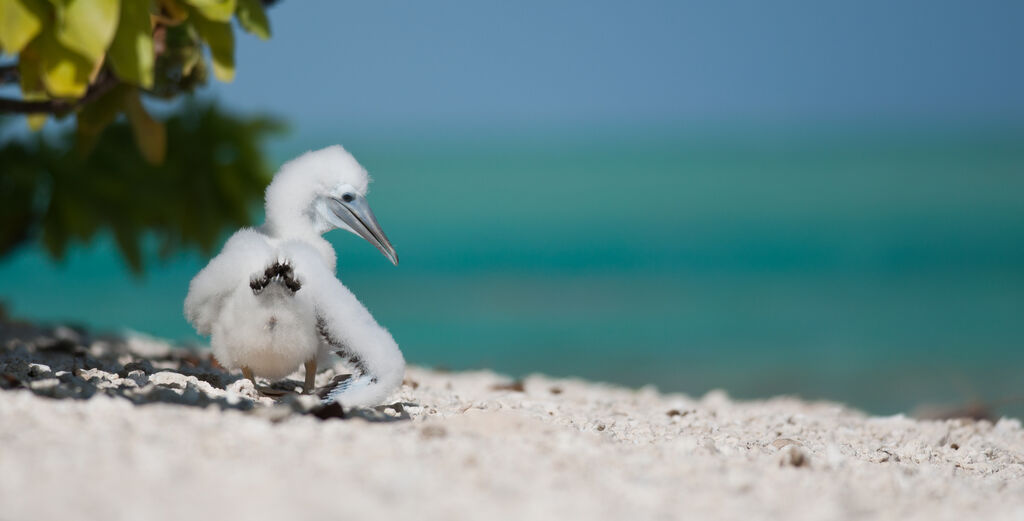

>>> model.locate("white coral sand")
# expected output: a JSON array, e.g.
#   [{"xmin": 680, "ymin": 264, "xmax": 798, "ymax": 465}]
[{"xmin": 0, "ymin": 327, "xmax": 1022, "ymax": 521}]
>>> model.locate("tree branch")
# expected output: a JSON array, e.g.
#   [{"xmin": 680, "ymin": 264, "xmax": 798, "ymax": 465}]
[
  {"xmin": 0, "ymin": 72, "xmax": 119, "ymax": 116},
  {"xmin": 0, "ymin": 64, "xmax": 17, "ymax": 85}
]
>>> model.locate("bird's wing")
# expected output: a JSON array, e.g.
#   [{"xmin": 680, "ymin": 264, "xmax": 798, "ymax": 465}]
[
  {"xmin": 280, "ymin": 240, "xmax": 405, "ymax": 408},
  {"xmin": 184, "ymin": 229, "xmax": 274, "ymax": 335}
]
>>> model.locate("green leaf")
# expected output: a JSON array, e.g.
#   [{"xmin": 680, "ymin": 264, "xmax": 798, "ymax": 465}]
[
  {"xmin": 235, "ymin": 0, "xmax": 268, "ymax": 40},
  {"xmin": 52, "ymin": 0, "xmax": 120, "ymax": 66},
  {"xmin": 75, "ymin": 83, "xmax": 129, "ymax": 155},
  {"xmin": 181, "ymin": 43, "xmax": 201, "ymax": 75},
  {"xmin": 17, "ymin": 52, "xmax": 48, "ymax": 129},
  {"xmin": 191, "ymin": 13, "xmax": 233, "ymax": 82},
  {"xmin": 108, "ymin": 0, "xmax": 154, "ymax": 87},
  {"xmin": 0, "ymin": 0, "xmax": 48, "ymax": 53},
  {"xmin": 25, "ymin": 111, "xmax": 47, "ymax": 130},
  {"xmin": 30, "ymin": 31, "xmax": 93, "ymax": 97},
  {"xmin": 183, "ymin": 0, "xmax": 233, "ymax": 22},
  {"xmin": 123, "ymin": 88, "xmax": 166, "ymax": 164},
  {"xmin": 157, "ymin": 0, "xmax": 187, "ymax": 24}
]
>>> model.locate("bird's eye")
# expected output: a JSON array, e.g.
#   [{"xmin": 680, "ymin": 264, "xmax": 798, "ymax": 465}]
[{"xmin": 342, "ymin": 193, "xmax": 355, "ymax": 203}]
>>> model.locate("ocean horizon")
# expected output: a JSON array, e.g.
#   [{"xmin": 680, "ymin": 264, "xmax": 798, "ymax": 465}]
[{"xmin": 2, "ymin": 126, "xmax": 1023, "ymax": 416}]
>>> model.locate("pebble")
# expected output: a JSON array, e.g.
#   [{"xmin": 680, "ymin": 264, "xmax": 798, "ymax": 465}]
[
  {"xmin": 149, "ymin": 372, "xmax": 189, "ymax": 389},
  {"xmin": 124, "ymin": 370, "xmax": 149, "ymax": 387},
  {"xmin": 0, "ymin": 321, "xmax": 340, "ymax": 419},
  {"xmin": 28, "ymin": 378, "xmax": 60, "ymax": 392},
  {"xmin": 27, "ymin": 363, "xmax": 51, "ymax": 377},
  {"xmin": 779, "ymin": 445, "xmax": 810, "ymax": 468}
]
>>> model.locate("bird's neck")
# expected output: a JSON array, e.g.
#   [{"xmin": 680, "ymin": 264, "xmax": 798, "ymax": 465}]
[
  {"xmin": 266, "ymin": 213, "xmax": 320, "ymax": 240},
  {"xmin": 265, "ymin": 194, "xmax": 328, "ymax": 238},
  {"xmin": 263, "ymin": 191, "xmax": 338, "ymax": 270},
  {"xmin": 264, "ymin": 215, "xmax": 338, "ymax": 272}
]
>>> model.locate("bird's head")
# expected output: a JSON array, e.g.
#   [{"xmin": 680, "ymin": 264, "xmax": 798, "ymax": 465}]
[{"xmin": 264, "ymin": 145, "xmax": 398, "ymax": 265}]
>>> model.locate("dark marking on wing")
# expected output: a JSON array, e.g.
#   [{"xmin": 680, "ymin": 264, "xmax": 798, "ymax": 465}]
[{"xmin": 316, "ymin": 315, "xmax": 369, "ymax": 376}]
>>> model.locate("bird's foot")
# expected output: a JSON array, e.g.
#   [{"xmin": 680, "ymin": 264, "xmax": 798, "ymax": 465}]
[
  {"xmin": 303, "ymin": 358, "xmax": 317, "ymax": 395},
  {"xmin": 271, "ymin": 260, "xmax": 302, "ymax": 292},
  {"xmin": 249, "ymin": 271, "xmax": 271, "ymax": 295},
  {"xmin": 255, "ymin": 385, "xmax": 289, "ymax": 397},
  {"xmin": 250, "ymin": 260, "xmax": 302, "ymax": 295},
  {"xmin": 242, "ymin": 366, "xmax": 290, "ymax": 397}
]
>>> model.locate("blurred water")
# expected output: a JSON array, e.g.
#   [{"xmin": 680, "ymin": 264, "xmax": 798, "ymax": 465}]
[{"xmin": 2, "ymin": 127, "xmax": 1023, "ymax": 415}]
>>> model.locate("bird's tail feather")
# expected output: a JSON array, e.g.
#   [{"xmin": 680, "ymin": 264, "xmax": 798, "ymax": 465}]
[
  {"xmin": 314, "ymin": 309, "xmax": 406, "ymax": 408},
  {"xmin": 323, "ymin": 375, "xmax": 391, "ymax": 407},
  {"xmin": 322, "ymin": 359, "xmax": 404, "ymax": 407}
]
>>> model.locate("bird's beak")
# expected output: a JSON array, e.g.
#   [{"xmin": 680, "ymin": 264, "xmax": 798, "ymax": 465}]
[{"xmin": 326, "ymin": 195, "xmax": 399, "ymax": 265}]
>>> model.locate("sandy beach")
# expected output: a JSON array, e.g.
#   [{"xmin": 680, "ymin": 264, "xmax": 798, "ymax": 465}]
[{"xmin": 1, "ymin": 319, "xmax": 1022, "ymax": 521}]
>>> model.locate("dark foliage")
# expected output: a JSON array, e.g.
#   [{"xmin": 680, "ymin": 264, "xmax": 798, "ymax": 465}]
[{"xmin": 0, "ymin": 101, "xmax": 284, "ymax": 272}]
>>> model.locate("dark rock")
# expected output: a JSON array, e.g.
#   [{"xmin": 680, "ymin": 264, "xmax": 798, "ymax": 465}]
[
  {"xmin": 0, "ymin": 373, "xmax": 22, "ymax": 389},
  {"xmin": 310, "ymin": 401, "xmax": 346, "ymax": 420},
  {"xmin": 190, "ymin": 372, "xmax": 223, "ymax": 389},
  {"xmin": 780, "ymin": 446, "xmax": 810, "ymax": 468},
  {"xmin": 41, "ymin": 338, "xmax": 82, "ymax": 354},
  {"xmin": 491, "ymin": 380, "xmax": 525, "ymax": 392},
  {"xmin": 118, "ymin": 361, "xmax": 154, "ymax": 377}
]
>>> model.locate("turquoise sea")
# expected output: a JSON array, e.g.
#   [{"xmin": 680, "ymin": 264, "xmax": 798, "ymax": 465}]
[{"xmin": 2, "ymin": 127, "xmax": 1023, "ymax": 416}]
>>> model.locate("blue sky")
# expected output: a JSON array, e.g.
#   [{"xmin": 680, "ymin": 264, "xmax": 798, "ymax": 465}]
[{"xmin": 214, "ymin": 0, "xmax": 1024, "ymax": 131}]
